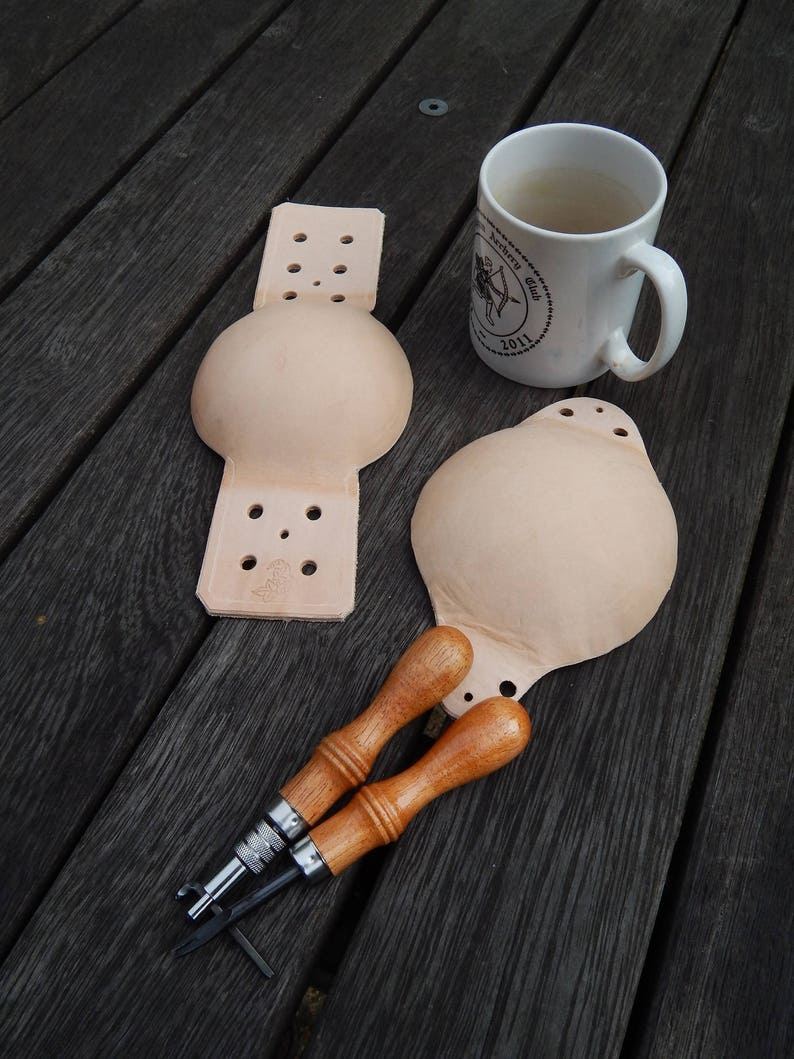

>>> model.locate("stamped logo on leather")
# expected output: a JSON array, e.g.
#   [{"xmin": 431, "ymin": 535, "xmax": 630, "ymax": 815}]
[
  {"xmin": 252, "ymin": 559, "xmax": 292, "ymax": 601},
  {"xmin": 470, "ymin": 210, "xmax": 553, "ymax": 356}
]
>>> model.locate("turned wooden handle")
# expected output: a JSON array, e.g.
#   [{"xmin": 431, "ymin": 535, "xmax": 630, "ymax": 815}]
[
  {"xmin": 310, "ymin": 696, "xmax": 530, "ymax": 876},
  {"xmin": 280, "ymin": 627, "xmax": 473, "ymax": 825}
]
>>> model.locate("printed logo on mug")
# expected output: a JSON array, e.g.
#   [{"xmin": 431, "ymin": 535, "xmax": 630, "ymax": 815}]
[{"xmin": 470, "ymin": 123, "xmax": 687, "ymax": 388}]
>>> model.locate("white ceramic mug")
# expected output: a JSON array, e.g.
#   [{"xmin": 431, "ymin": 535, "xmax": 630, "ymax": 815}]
[{"xmin": 470, "ymin": 123, "xmax": 686, "ymax": 387}]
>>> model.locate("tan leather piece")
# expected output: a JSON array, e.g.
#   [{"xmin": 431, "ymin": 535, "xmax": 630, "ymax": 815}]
[
  {"xmin": 193, "ymin": 460, "xmax": 360, "ymax": 620},
  {"xmin": 411, "ymin": 397, "xmax": 678, "ymax": 715},
  {"xmin": 192, "ymin": 204, "xmax": 412, "ymax": 620},
  {"xmin": 254, "ymin": 203, "xmax": 385, "ymax": 311}
]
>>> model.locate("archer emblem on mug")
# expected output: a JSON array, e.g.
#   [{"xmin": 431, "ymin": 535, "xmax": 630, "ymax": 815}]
[{"xmin": 473, "ymin": 253, "xmax": 519, "ymax": 325}]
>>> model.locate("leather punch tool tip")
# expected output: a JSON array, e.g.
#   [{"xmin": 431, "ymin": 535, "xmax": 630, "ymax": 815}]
[{"xmin": 175, "ymin": 880, "xmax": 275, "ymax": 977}]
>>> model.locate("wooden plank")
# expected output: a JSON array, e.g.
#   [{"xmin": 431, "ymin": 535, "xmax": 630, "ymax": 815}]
[
  {"xmin": 0, "ymin": 0, "xmax": 600, "ymax": 996},
  {"xmin": 0, "ymin": 1, "xmax": 749, "ymax": 1053},
  {"xmin": 303, "ymin": 0, "xmax": 794, "ymax": 1056},
  {"xmin": 632, "ymin": 423, "xmax": 794, "ymax": 1059},
  {"xmin": 0, "ymin": 618, "xmax": 410, "ymax": 1057},
  {"xmin": 0, "ymin": 0, "xmax": 603, "ymax": 966},
  {"xmin": 0, "ymin": 0, "xmax": 139, "ymax": 119},
  {"xmin": 0, "ymin": 0, "xmax": 292, "ymax": 296},
  {"xmin": 0, "ymin": 0, "xmax": 444, "ymax": 559}
]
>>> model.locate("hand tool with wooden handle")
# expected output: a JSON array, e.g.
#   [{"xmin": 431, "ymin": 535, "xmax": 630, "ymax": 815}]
[
  {"xmin": 174, "ymin": 696, "xmax": 531, "ymax": 958},
  {"xmin": 179, "ymin": 626, "xmax": 473, "ymax": 920}
]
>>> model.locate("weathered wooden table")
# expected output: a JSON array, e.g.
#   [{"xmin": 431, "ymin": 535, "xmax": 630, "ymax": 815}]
[{"xmin": 1, "ymin": 1, "xmax": 791, "ymax": 1056}]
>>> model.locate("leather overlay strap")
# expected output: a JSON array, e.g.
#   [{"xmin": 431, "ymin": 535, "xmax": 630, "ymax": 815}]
[
  {"xmin": 197, "ymin": 462, "xmax": 359, "ymax": 620},
  {"xmin": 254, "ymin": 202, "xmax": 384, "ymax": 311}
]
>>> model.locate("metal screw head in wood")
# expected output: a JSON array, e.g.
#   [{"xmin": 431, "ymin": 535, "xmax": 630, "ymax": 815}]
[{"xmin": 419, "ymin": 98, "xmax": 448, "ymax": 115}]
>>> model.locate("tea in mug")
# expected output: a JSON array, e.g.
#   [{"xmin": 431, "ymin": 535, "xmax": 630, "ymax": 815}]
[{"xmin": 493, "ymin": 166, "xmax": 644, "ymax": 234}]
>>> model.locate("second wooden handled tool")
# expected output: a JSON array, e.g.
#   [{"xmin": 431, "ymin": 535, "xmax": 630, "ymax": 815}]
[
  {"xmin": 174, "ymin": 695, "xmax": 531, "ymax": 958},
  {"xmin": 179, "ymin": 626, "xmax": 473, "ymax": 920}
]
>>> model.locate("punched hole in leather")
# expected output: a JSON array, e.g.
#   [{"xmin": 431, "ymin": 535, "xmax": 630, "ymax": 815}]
[{"xmin": 191, "ymin": 204, "xmax": 413, "ymax": 619}]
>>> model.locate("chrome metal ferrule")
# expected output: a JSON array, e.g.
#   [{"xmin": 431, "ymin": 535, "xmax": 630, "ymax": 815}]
[
  {"xmin": 264, "ymin": 794, "xmax": 306, "ymax": 843},
  {"xmin": 186, "ymin": 856, "xmax": 249, "ymax": 920},
  {"xmin": 289, "ymin": 836, "xmax": 331, "ymax": 883},
  {"xmin": 185, "ymin": 797, "xmax": 307, "ymax": 920}
]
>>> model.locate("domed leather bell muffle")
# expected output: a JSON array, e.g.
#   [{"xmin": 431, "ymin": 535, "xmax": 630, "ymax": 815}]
[
  {"xmin": 412, "ymin": 398, "xmax": 678, "ymax": 716},
  {"xmin": 191, "ymin": 204, "xmax": 413, "ymax": 620}
]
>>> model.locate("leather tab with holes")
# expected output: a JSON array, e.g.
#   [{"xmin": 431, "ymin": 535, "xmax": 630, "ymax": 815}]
[
  {"xmin": 254, "ymin": 203, "xmax": 385, "ymax": 311},
  {"xmin": 191, "ymin": 203, "xmax": 413, "ymax": 619}
]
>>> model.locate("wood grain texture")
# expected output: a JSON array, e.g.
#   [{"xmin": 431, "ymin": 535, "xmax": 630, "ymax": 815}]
[
  {"xmin": 281, "ymin": 627, "xmax": 473, "ymax": 824},
  {"xmin": 0, "ymin": 0, "xmax": 140, "ymax": 119},
  {"xmin": 0, "ymin": 0, "xmax": 614, "ymax": 1047},
  {"xmin": 0, "ymin": 0, "xmax": 446, "ymax": 960},
  {"xmin": 0, "ymin": 0, "xmax": 780, "ymax": 1055},
  {"xmin": 633, "ymin": 426, "xmax": 794, "ymax": 1059},
  {"xmin": 0, "ymin": 0, "xmax": 289, "ymax": 295},
  {"xmin": 531, "ymin": 0, "xmax": 735, "ymax": 148},
  {"xmin": 0, "ymin": 0, "xmax": 597, "ymax": 965},
  {"xmin": 295, "ymin": 0, "xmax": 600, "ymax": 321},
  {"xmin": 0, "ymin": 0, "xmax": 443, "ymax": 557},
  {"xmin": 0, "ymin": 618, "xmax": 371, "ymax": 1057},
  {"xmin": 311, "ymin": 698, "xmax": 530, "ymax": 876},
  {"xmin": 304, "ymin": 0, "xmax": 794, "ymax": 1056},
  {"xmin": 0, "ymin": 262, "xmax": 235, "ymax": 958}
]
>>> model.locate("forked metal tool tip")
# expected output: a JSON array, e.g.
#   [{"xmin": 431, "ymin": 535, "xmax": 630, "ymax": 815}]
[
  {"xmin": 174, "ymin": 880, "xmax": 275, "ymax": 977},
  {"xmin": 176, "ymin": 881, "xmax": 201, "ymax": 900}
]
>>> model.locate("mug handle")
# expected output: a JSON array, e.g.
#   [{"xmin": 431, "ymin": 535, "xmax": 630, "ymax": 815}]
[{"xmin": 600, "ymin": 241, "xmax": 687, "ymax": 382}]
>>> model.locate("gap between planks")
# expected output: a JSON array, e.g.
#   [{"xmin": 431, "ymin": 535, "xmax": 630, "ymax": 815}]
[
  {"xmin": 618, "ymin": 386, "xmax": 793, "ymax": 1058},
  {"xmin": 0, "ymin": 0, "xmax": 603, "ymax": 983},
  {"xmin": 0, "ymin": 2, "xmax": 762, "ymax": 1050},
  {"xmin": 0, "ymin": 0, "xmax": 588, "ymax": 966},
  {"xmin": 249, "ymin": 0, "xmax": 755, "ymax": 1049},
  {"xmin": 0, "ymin": 0, "xmax": 451, "ymax": 569},
  {"xmin": 299, "ymin": 0, "xmax": 791, "ymax": 1052},
  {"xmin": 0, "ymin": 0, "xmax": 144, "ymax": 122},
  {"xmin": 0, "ymin": 0, "xmax": 298, "ymax": 304}
]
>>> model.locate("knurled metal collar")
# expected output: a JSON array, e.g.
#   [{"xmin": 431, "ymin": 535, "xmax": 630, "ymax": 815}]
[{"xmin": 234, "ymin": 819, "xmax": 286, "ymax": 874}]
